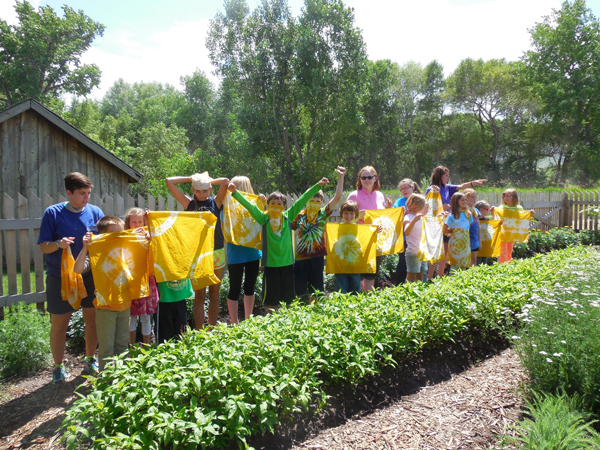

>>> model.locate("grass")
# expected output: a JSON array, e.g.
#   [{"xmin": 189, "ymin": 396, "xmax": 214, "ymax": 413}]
[{"xmin": 2, "ymin": 268, "xmax": 41, "ymax": 297}]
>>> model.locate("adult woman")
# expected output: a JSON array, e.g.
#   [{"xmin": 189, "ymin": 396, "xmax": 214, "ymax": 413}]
[
  {"xmin": 346, "ymin": 166, "xmax": 392, "ymax": 292},
  {"xmin": 38, "ymin": 172, "xmax": 103, "ymax": 384},
  {"xmin": 166, "ymin": 172, "xmax": 229, "ymax": 328},
  {"xmin": 425, "ymin": 166, "xmax": 487, "ymax": 278},
  {"xmin": 393, "ymin": 178, "xmax": 422, "ymax": 284},
  {"xmin": 225, "ymin": 176, "xmax": 262, "ymax": 324}
]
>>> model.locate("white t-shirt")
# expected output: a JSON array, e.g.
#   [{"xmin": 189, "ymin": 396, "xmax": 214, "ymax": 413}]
[{"xmin": 403, "ymin": 212, "xmax": 422, "ymax": 255}]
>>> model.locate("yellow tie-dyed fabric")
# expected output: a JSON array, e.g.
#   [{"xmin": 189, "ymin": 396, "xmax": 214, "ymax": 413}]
[
  {"xmin": 425, "ymin": 187, "xmax": 445, "ymax": 217},
  {"xmin": 364, "ymin": 208, "xmax": 405, "ymax": 256},
  {"xmin": 60, "ymin": 246, "xmax": 86, "ymax": 309},
  {"xmin": 325, "ymin": 223, "xmax": 377, "ymax": 274},
  {"xmin": 418, "ymin": 215, "xmax": 445, "ymax": 263},
  {"xmin": 223, "ymin": 191, "xmax": 265, "ymax": 249},
  {"xmin": 88, "ymin": 229, "xmax": 150, "ymax": 307},
  {"xmin": 448, "ymin": 228, "xmax": 471, "ymax": 268},
  {"xmin": 477, "ymin": 220, "xmax": 502, "ymax": 257},
  {"xmin": 494, "ymin": 208, "xmax": 531, "ymax": 243},
  {"xmin": 148, "ymin": 212, "xmax": 220, "ymax": 286}
]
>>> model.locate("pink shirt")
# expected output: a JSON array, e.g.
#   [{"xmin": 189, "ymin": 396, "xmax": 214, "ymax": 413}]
[
  {"xmin": 403, "ymin": 212, "xmax": 422, "ymax": 254},
  {"xmin": 346, "ymin": 189, "xmax": 386, "ymax": 224}
]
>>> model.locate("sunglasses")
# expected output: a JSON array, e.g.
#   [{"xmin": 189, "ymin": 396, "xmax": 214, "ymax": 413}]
[{"xmin": 360, "ymin": 175, "xmax": 376, "ymax": 180}]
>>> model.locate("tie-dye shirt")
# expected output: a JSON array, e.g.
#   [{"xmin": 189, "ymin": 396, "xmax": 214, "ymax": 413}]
[{"xmin": 292, "ymin": 206, "xmax": 332, "ymax": 260}]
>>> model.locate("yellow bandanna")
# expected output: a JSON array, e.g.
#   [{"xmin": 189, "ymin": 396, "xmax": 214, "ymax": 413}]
[
  {"xmin": 425, "ymin": 187, "xmax": 445, "ymax": 217},
  {"xmin": 364, "ymin": 208, "xmax": 405, "ymax": 256},
  {"xmin": 88, "ymin": 229, "xmax": 150, "ymax": 307},
  {"xmin": 418, "ymin": 215, "xmax": 445, "ymax": 263},
  {"xmin": 223, "ymin": 191, "xmax": 265, "ymax": 249},
  {"xmin": 494, "ymin": 208, "xmax": 531, "ymax": 243},
  {"xmin": 448, "ymin": 228, "xmax": 471, "ymax": 268},
  {"xmin": 305, "ymin": 200, "xmax": 322, "ymax": 223},
  {"xmin": 148, "ymin": 211, "xmax": 220, "ymax": 286},
  {"xmin": 267, "ymin": 204, "xmax": 284, "ymax": 235},
  {"xmin": 477, "ymin": 220, "xmax": 502, "ymax": 257},
  {"xmin": 325, "ymin": 223, "xmax": 377, "ymax": 274},
  {"xmin": 60, "ymin": 246, "xmax": 87, "ymax": 309}
]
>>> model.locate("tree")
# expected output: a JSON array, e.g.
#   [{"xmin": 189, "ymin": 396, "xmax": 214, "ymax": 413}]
[
  {"xmin": 207, "ymin": 0, "xmax": 367, "ymax": 192},
  {"xmin": 523, "ymin": 0, "xmax": 600, "ymax": 183},
  {"xmin": 0, "ymin": 1, "xmax": 104, "ymax": 106}
]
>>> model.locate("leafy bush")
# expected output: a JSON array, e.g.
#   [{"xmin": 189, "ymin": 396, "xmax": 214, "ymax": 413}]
[
  {"xmin": 513, "ymin": 227, "xmax": 599, "ymax": 259},
  {"xmin": 61, "ymin": 247, "xmax": 593, "ymax": 449},
  {"xmin": 67, "ymin": 308, "xmax": 86, "ymax": 351},
  {"xmin": 0, "ymin": 303, "xmax": 51, "ymax": 379},
  {"xmin": 508, "ymin": 391, "xmax": 600, "ymax": 449},
  {"xmin": 512, "ymin": 248, "xmax": 600, "ymax": 413}
]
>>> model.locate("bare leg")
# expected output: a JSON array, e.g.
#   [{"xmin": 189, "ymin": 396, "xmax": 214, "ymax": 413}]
[
  {"xmin": 362, "ymin": 278, "xmax": 375, "ymax": 292},
  {"xmin": 470, "ymin": 251, "xmax": 477, "ymax": 267},
  {"xmin": 129, "ymin": 330, "xmax": 137, "ymax": 346},
  {"xmin": 142, "ymin": 334, "xmax": 151, "ymax": 344},
  {"xmin": 194, "ymin": 289, "xmax": 206, "ymax": 330},
  {"xmin": 82, "ymin": 307, "xmax": 98, "ymax": 358},
  {"xmin": 50, "ymin": 312, "xmax": 72, "ymax": 365},
  {"xmin": 227, "ymin": 299, "xmax": 239, "ymax": 324},
  {"xmin": 428, "ymin": 262, "xmax": 436, "ymax": 280},
  {"xmin": 243, "ymin": 294, "xmax": 255, "ymax": 319},
  {"xmin": 207, "ymin": 268, "xmax": 224, "ymax": 327}
]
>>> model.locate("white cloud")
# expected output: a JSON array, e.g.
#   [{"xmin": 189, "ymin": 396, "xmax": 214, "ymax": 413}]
[
  {"xmin": 82, "ymin": 19, "xmax": 218, "ymax": 99},
  {"xmin": 348, "ymin": 0, "xmax": 562, "ymax": 76},
  {"xmin": 0, "ymin": 0, "xmax": 39, "ymax": 25}
]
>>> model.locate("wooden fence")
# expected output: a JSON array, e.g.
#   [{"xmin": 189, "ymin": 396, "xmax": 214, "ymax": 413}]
[{"xmin": 1, "ymin": 190, "xmax": 598, "ymax": 313}]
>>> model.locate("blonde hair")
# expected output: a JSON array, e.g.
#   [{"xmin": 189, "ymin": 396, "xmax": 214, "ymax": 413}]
[
  {"xmin": 124, "ymin": 207, "xmax": 145, "ymax": 229},
  {"xmin": 97, "ymin": 216, "xmax": 124, "ymax": 234},
  {"xmin": 463, "ymin": 188, "xmax": 476, "ymax": 198},
  {"xmin": 355, "ymin": 166, "xmax": 381, "ymax": 191},
  {"xmin": 398, "ymin": 178, "xmax": 422, "ymax": 194},
  {"xmin": 502, "ymin": 188, "xmax": 519, "ymax": 206},
  {"xmin": 231, "ymin": 176, "xmax": 254, "ymax": 195},
  {"xmin": 406, "ymin": 193, "xmax": 426, "ymax": 212}
]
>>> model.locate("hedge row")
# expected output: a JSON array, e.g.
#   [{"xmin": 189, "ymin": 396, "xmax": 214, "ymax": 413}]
[{"xmin": 62, "ymin": 246, "xmax": 594, "ymax": 450}]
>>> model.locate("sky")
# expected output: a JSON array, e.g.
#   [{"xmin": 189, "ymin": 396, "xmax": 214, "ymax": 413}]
[{"xmin": 1, "ymin": 0, "xmax": 600, "ymax": 100}]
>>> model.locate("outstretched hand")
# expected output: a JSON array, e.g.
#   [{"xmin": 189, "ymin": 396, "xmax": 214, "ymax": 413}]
[
  {"xmin": 228, "ymin": 183, "xmax": 237, "ymax": 194},
  {"xmin": 318, "ymin": 178, "xmax": 329, "ymax": 186}
]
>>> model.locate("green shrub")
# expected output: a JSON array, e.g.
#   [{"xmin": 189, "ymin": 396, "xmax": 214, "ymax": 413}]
[
  {"xmin": 508, "ymin": 391, "xmax": 600, "ymax": 450},
  {"xmin": 512, "ymin": 248, "xmax": 600, "ymax": 413},
  {"xmin": 0, "ymin": 303, "xmax": 51, "ymax": 379},
  {"xmin": 62, "ymin": 247, "xmax": 593, "ymax": 450},
  {"xmin": 513, "ymin": 227, "xmax": 599, "ymax": 259}
]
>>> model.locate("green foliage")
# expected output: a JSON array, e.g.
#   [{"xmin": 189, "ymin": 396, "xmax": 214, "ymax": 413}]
[
  {"xmin": 508, "ymin": 391, "xmax": 600, "ymax": 449},
  {"xmin": 0, "ymin": 303, "xmax": 51, "ymax": 379},
  {"xmin": 67, "ymin": 309, "xmax": 86, "ymax": 351},
  {"xmin": 513, "ymin": 227, "xmax": 599, "ymax": 258},
  {"xmin": 0, "ymin": 1, "xmax": 104, "ymax": 107},
  {"xmin": 512, "ymin": 249, "xmax": 600, "ymax": 413},
  {"xmin": 61, "ymin": 247, "xmax": 591, "ymax": 449}
]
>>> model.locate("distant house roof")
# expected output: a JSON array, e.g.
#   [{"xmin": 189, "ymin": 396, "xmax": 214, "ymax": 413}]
[{"xmin": 0, "ymin": 98, "xmax": 142, "ymax": 183}]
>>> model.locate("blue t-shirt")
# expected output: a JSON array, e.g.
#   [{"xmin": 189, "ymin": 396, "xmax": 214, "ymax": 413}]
[
  {"xmin": 186, "ymin": 197, "xmax": 224, "ymax": 250},
  {"xmin": 38, "ymin": 203, "xmax": 104, "ymax": 277},
  {"xmin": 393, "ymin": 197, "xmax": 407, "ymax": 208},
  {"xmin": 425, "ymin": 184, "xmax": 458, "ymax": 206},
  {"xmin": 469, "ymin": 207, "xmax": 481, "ymax": 249},
  {"xmin": 444, "ymin": 211, "xmax": 473, "ymax": 231},
  {"xmin": 226, "ymin": 243, "xmax": 262, "ymax": 265}
]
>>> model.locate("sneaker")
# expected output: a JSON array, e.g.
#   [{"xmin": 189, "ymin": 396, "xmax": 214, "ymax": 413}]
[
  {"xmin": 82, "ymin": 357, "xmax": 99, "ymax": 375},
  {"xmin": 52, "ymin": 365, "xmax": 67, "ymax": 385}
]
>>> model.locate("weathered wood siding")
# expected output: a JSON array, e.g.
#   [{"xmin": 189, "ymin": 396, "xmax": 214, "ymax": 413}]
[{"xmin": 0, "ymin": 109, "xmax": 131, "ymax": 219}]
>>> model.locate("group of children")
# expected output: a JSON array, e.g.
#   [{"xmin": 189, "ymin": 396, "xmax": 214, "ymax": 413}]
[{"xmin": 64, "ymin": 167, "xmax": 533, "ymax": 373}]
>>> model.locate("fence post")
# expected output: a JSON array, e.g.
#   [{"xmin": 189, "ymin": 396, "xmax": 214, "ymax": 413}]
[
  {"xmin": 561, "ymin": 193, "xmax": 568, "ymax": 228},
  {"xmin": 3, "ymin": 194, "xmax": 17, "ymax": 302},
  {"xmin": 17, "ymin": 194, "xmax": 32, "ymax": 304},
  {"xmin": 30, "ymin": 192, "xmax": 45, "ymax": 312}
]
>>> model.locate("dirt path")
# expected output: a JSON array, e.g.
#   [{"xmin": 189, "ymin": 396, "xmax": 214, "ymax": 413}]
[{"xmin": 292, "ymin": 348, "xmax": 525, "ymax": 450}]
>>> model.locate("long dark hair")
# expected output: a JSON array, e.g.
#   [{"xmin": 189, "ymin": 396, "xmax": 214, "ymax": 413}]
[{"xmin": 430, "ymin": 166, "xmax": 449, "ymax": 188}]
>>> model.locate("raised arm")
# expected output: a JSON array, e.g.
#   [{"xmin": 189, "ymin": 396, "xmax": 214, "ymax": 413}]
[
  {"xmin": 165, "ymin": 176, "xmax": 193, "ymax": 208},
  {"xmin": 212, "ymin": 177, "xmax": 230, "ymax": 209},
  {"xmin": 73, "ymin": 232, "xmax": 92, "ymax": 274},
  {"xmin": 404, "ymin": 213, "xmax": 424, "ymax": 237},
  {"xmin": 456, "ymin": 179, "xmax": 488, "ymax": 190},
  {"xmin": 289, "ymin": 179, "xmax": 329, "ymax": 219},
  {"xmin": 231, "ymin": 187, "xmax": 269, "ymax": 225},
  {"xmin": 326, "ymin": 166, "xmax": 346, "ymax": 212}
]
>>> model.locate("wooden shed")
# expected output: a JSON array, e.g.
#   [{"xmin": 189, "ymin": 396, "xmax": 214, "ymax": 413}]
[{"xmin": 0, "ymin": 98, "xmax": 142, "ymax": 218}]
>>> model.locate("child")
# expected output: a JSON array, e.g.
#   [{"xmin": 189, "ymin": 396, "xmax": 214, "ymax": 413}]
[
  {"xmin": 333, "ymin": 200, "xmax": 363, "ymax": 294},
  {"xmin": 156, "ymin": 279, "xmax": 193, "ymax": 344},
  {"xmin": 74, "ymin": 216, "xmax": 128, "ymax": 371},
  {"xmin": 475, "ymin": 200, "xmax": 492, "ymax": 265},
  {"xmin": 165, "ymin": 172, "xmax": 229, "ymax": 329},
  {"xmin": 228, "ymin": 176, "xmax": 330, "ymax": 311},
  {"xmin": 463, "ymin": 189, "xmax": 481, "ymax": 267},
  {"xmin": 393, "ymin": 178, "xmax": 421, "ymax": 285},
  {"xmin": 443, "ymin": 193, "xmax": 473, "ymax": 272},
  {"xmin": 493, "ymin": 189, "xmax": 535, "ymax": 264},
  {"xmin": 124, "ymin": 208, "xmax": 158, "ymax": 345},
  {"xmin": 292, "ymin": 166, "xmax": 345, "ymax": 302},
  {"xmin": 403, "ymin": 194, "xmax": 428, "ymax": 283}
]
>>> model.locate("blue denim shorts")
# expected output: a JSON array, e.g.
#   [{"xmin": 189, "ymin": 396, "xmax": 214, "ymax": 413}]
[{"xmin": 405, "ymin": 253, "xmax": 427, "ymax": 274}]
